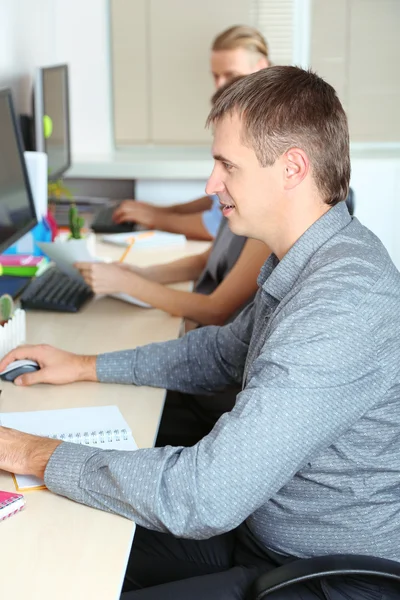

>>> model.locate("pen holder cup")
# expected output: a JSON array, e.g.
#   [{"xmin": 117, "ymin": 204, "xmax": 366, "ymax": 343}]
[{"xmin": 0, "ymin": 309, "xmax": 26, "ymax": 360}]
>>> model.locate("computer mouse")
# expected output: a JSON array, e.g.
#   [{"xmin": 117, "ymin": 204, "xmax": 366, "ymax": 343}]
[{"xmin": 0, "ymin": 359, "xmax": 40, "ymax": 382}]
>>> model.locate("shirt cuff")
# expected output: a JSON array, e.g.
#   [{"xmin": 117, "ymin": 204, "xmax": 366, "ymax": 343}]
[
  {"xmin": 96, "ymin": 350, "xmax": 137, "ymax": 384},
  {"xmin": 44, "ymin": 442, "xmax": 98, "ymax": 502}
]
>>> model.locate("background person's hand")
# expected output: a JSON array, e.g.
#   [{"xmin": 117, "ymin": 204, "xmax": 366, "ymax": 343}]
[
  {"xmin": 112, "ymin": 200, "xmax": 158, "ymax": 227},
  {"xmin": 75, "ymin": 262, "xmax": 130, "ymax": 294},
  {"xmin": 0, "ymin": 344, "xmax": 97, "ymax": 386},
  {"xmin": 0, "ymin": 426, "xmax": 61, "ymax": 478}
]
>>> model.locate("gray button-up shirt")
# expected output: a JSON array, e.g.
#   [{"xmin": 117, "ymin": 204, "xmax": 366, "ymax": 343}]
[{"xmin": 46, "ymin": 202, "xmax": 400, "ymax": 560}]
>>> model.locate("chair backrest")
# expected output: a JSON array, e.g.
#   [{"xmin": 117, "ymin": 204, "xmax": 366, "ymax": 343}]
[{"xmin": 345, "ymin": 187, "xmax": 355, "ymax": 216}]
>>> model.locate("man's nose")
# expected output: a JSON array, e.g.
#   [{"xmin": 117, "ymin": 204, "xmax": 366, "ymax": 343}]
[{"xmin": 206, "ymin": 165, "xmax": 225, "ymax": 196}]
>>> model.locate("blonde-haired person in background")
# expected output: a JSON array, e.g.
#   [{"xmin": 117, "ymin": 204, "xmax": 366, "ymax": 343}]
[{"xmin": 111, "ymin": 25, "xmax": 270, "ymax": 241}]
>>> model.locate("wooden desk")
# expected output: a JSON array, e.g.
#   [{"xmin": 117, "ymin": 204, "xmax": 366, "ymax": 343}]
[{"xmin": 0, "ymin": 238, "xmax": 209, "ymax": 600}]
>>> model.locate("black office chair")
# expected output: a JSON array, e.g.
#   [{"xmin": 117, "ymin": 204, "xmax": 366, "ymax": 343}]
[
  {"xmin": 248, "ymin": 554, "xmax": 400, "ymax": 599},
  {"xmin": 345, "ymin": 187, "xmax": 355, "ymax": 216}
]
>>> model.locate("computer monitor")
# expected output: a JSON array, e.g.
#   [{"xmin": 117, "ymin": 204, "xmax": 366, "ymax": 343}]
[
  {"xmin": 34, "ymin": 64, "xmax": 71, "ymax": 181},
  {"xmin": 0, "ymin": 88, "xmax": 37, "ymax": 254}
]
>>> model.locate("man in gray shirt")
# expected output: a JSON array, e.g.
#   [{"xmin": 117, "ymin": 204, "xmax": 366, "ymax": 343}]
[{"xmin": 0, "ymin": 67, "xmax": 400, "ymax": 599}]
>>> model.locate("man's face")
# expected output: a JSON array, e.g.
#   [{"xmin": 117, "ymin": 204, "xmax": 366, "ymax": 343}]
[
  {"xmin": 206, "ymin": 113, "xmax": 283, "ymax": 242},
  {"xmin": 210, "ymin": 48, "xmax": 266, "ymax": 89}
]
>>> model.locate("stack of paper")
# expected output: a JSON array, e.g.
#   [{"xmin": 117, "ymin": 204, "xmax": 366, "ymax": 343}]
[{"xmin": 102, "ymin": 230, "xmax": 186, "ymax": 248}]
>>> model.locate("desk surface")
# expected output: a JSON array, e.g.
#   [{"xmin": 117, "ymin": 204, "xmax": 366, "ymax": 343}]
[{"xmin": 0, "ymin": 239, "xmax": 208, "ymax": 600}]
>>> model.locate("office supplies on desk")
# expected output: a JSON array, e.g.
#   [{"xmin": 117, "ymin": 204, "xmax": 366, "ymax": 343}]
[
  {"xmin": 103, "ymin": 230, "xmax": 186, "ymax": 249},
  {"xmin": 0, "ymin": 254, "xmax": 48, "ymax": 277},
  {"xmin": 0, "ymin": 490, "xmax": 25, "ymax": 521},
  {"xmin": 91, "ymin": 205, "xmax": 139, "ymax": 234},
  {"xmin": 108, "ymin": 292, "xmax": 151, "ymax": 308},
  {"xmin": 0, "ymin": 405, "xmax": 138, "ymax": 491},
  {"xmin": 37, "ymin": 237, "xmax": 96, "ymax": 279},
  {"xmin": 19, "ymin": 267, "xmax": 93, "ymax": 313},
  {"xmin": 119, "ymin": 237, "xmax": 136, "ymax": 263},
  {"xmin": 0, "ymin": 308, "xmax": 26, "ymax": 359},
  {"xmin": 0, "ymin": 359, "xmax": 40, "ymax": 382},
  {"xmin": 118, "ymin": 233, "xmax": 155, "ymax": 263}
]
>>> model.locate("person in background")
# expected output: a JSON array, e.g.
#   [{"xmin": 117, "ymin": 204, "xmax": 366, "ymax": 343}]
[{"xmin": 111, "ymin": 25, "xmax": 270, "ymax": 241}]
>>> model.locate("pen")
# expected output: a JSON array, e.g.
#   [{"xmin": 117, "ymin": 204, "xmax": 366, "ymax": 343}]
[
  {"xmin": 119, "ymin": 238, "xmax": 136, "ymax": 263},
  {"xmin": 118, "ymin": 232, "xmax": 155, "ymax": 263}
]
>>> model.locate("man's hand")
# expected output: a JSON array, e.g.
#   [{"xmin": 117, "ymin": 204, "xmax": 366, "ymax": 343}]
[
  {"xmin": 113, "ymin": 200, "xmax": 159, "ymax": 228},
  {"xmin": 0, "ymin": 426, "xmax": 61, "ymax": 479},
  {"xmin": 0, "ymin": 344, "xmax": 97, "ymax": 386},
  {"xmin": 74, "ymin": 262, "xmax": 130, "ymax": 295}
]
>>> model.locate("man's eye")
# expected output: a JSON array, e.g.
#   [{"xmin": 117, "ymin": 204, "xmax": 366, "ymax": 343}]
[{"xmin": 223, "ymin": 162, "xmax": 233, "ymax": 172}]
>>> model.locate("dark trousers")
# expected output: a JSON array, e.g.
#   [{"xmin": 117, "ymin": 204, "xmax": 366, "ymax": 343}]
[
  {"xmin": 155, "ymin": 387, "xmax": 239, "ymax": 447},
  {"xmin": 121, "ymin": 524, "xmax": 398, "ymax": 600}
]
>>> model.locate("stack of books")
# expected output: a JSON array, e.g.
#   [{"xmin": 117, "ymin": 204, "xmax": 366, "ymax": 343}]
[{"xmin": 0, "ymin": 255, "xmax": 48, "ymax": 277}]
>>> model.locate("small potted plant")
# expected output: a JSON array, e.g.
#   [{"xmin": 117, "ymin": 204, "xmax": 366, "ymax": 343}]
[
  {"xmin": 54, "ymin": 203, "xmax": 96, "ymax": 255},
  {"xmin": 0, "ymin": 294, "xmax": 26, "ymax": 359}
]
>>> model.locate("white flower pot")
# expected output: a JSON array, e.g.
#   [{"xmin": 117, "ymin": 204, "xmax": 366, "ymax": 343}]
[
  {"xmin": 0, "ymin": 308, "xmax": 26, "ymax": 359},
  {"xmin": 54, "ymin": 231, "xmax": 96, "ymax": 256}
]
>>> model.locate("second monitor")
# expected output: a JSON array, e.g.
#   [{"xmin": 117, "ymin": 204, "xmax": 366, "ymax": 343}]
[{"xmin": 34, "ymin": 64, "xmax": 71, "ymax": 182}]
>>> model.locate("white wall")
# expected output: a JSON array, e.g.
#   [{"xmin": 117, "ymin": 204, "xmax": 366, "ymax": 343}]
[
  {"xmin": 0, "ymin": 0, "xmax": 55, "ymax": 113},
  {"xmin": 350, "ymin": 158, "xmax": 400, "ymax": 270},
  {"xmin": 52, "ymin": 0, "xmax": 113, "ymax": 156},
  {"xmin": 0, "ymin": 0, "xmax": 112, "ymax": 156}
]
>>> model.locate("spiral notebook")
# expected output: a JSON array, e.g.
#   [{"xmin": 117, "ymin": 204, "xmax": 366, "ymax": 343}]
[{"xmin": 0, "ymin": 405, "xmax": 137, "ymax": 492}]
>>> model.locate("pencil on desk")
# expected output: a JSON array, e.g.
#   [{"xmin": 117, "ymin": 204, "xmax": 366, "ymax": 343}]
[
  {"xmin": 118, "ymin": 232, "xmax": 155, "ymax": 263},
  {"xmin": 119, "ymin": 238, "xmax": 136, "ymax": 263}
]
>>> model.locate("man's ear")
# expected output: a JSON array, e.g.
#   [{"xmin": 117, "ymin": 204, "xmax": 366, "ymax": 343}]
[{"xmin": 282, "ymin": 148, "xmax": 310, "ymax": 191}]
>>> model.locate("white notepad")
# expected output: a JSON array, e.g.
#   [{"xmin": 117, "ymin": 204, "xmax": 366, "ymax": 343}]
[
  {"xmin": 102, "ymin": 230, "xmax": 186, "ymax": 248},
  {"xmin": 0, "ymin": 405, "xmax": 137, "ymax": 491}
]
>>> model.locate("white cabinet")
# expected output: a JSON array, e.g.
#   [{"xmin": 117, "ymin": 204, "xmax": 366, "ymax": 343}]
[{"xmin": 110, "ymin": 0, "xmax": 251, "ymax": 145}]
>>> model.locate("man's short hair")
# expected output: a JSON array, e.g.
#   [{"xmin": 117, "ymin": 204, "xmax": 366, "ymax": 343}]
[{"xmin": 207, "ymin": 66, "xmax": 350, "ymax": 206}]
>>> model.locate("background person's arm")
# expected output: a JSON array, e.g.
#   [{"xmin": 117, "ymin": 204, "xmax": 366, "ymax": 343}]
[
  {"xmin": 122, "ymin": 248, "xmax": 212, "ymax": 284},
  {"xmin": 113, "ymin": 200, "xmax": 214, "ymax": 241},
  {"xmin": 112, "ymin": 238, "xmax": 270, "ymax": 326}
]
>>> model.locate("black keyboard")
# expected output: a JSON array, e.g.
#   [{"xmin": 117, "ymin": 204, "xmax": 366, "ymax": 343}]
[
  {"xmin": 20, "ymin": 268, "xmax": 94, "ymax": 312},
  {"xmin": 91, "ymin": 206, "xmax": 138, "ymax": 234}
]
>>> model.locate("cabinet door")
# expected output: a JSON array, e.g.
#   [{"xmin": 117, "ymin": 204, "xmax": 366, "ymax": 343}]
[
  {"xmin": 149, "ymin": 0, "xmax": 251, "ymax": 144},
  {"xmin": 111, "ymin": 0, "xmax": 149, "ymax": 143},
  {"xmin": 347, "ymin": 0, "xmax": 400, "ymax": 142}
]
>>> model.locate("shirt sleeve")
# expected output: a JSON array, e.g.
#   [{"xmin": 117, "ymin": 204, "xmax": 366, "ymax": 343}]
[
  {"xmin": 96, "ymin": 301, "xmax": 255, "ymax": 394},
  {"xmin": 45, "ymin": 297, "xmax": 381, "ymax": 539},
  {"xmin": 202, "ymin": 195, "xmax": 223, "ymax": 237}
]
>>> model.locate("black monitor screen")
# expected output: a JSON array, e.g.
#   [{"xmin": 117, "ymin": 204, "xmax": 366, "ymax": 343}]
[
  {"xmin": 37, "ymin": 65, "xmax": 71, "ymax": 181},
  {"xmin": 0, "ymin": 89, "xmax": 37, "ymax": 252}
]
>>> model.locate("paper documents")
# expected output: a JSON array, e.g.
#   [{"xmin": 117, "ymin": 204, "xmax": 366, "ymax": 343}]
[
  {"xmin": 108, "ymin": 293, "xmax": 151, "ymax": 308},
  {"xmin": 37, "ymin": 239, "xmax": 97, "ymax": 279},
  {"xmin": 102, "ymin": 230, "xmax": 186, "ymax": 249}
]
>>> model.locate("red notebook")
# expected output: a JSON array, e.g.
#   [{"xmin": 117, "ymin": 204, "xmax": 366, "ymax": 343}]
[{"xmin": 0, "ymin": 490, "xmax": 25, "ymax": 521}]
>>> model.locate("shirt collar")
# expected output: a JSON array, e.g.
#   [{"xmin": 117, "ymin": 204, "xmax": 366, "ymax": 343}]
[{"xmin": 258, "ymin": 202, "xmax": 352, "ymax": 301}]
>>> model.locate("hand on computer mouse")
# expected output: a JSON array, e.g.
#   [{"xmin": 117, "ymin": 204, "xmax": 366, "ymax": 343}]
[
  {"xmin": 0, "ymin": 344, "xmax": 97, "ymax": 386},
  {"xmin": 0, "ymin": 359, "xmax": 40, "ymax": 382}
]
